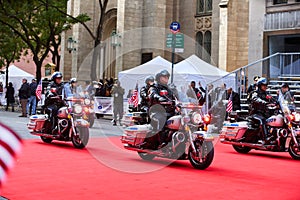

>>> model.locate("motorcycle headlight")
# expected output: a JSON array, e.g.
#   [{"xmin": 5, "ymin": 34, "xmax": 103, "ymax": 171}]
[
  {"xmin": 192, "ymin": 112, "xmax": 202, "ymax": 124},
  {"xmin": 84, "ymin": 99, "xmax": 91, "ymax": 105},
  {"xmin": 294, "ymin": 113, "xmax": 300, "ymax": 122},
  {"xmin": 74, "ymin": 104, "xmax": 83, "ymax": 114}
]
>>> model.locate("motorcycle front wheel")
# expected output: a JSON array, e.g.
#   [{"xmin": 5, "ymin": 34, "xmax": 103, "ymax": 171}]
[
  {"xmin": 138, "ymin": 152, "xmax": 155, "ymax": 161},
  {"xmin": 71, "ymin": 127, "xmax": 89, "ymax": 149},
  {"xmin": 40, "ymin": 136, "xmax": 53, "ymax": 143},
  {"xmin": 188, "ymin": 140, "xmax": 214, "ymax": 170},
  {"xmin": 288, "ymin": 137, "xmax": 300, "ymax": 160},
  {"xmin": 232, "ymin": 145, "xmax": 251, "ymax": 154}
]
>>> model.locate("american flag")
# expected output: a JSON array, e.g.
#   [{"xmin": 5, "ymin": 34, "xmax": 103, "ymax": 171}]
[
  {"xmin": 0, "ymin": 122, "xmax": 22, "ymax": 185},
  {"xmin": 226, "ymin": 93, "xmax": 233, "ymax": 112},
  {"xmin": 128, "ymin": 83, "xmax": 139, "ymax": 108},
  {"xmin": 35, "ymin": 79, "xmax": 42, "ymax": 100}
]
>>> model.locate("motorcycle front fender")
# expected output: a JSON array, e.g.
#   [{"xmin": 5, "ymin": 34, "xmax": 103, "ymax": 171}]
[
  {"xmin": 192, "ymin": 131, "xmax": 214, "ymax": 142},
  {"xmin": 74, "ymin": 119, "xmax": 90, "ymax": 127}
]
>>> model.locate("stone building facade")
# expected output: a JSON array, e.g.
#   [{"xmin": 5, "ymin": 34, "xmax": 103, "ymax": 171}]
[{"xmin": 60, "ymin": 0, "xmax": 300, "ymax": 81}]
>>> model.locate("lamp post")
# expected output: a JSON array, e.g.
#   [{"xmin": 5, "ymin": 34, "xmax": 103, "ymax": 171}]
[
  {"xmin": 67, "ymin": 37, "xmax": 76, "ymax": 53},
  {"xmin": 111, "ymin": 30, "xmax": 120, "ymax": 47}
]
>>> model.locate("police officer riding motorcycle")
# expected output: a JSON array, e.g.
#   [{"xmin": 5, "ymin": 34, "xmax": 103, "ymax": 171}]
[
  {"xmin": 44, "ymin": 72, "xmax": 66, "ymax": 134},
  {"xmin": 147, "ymin": 70, "xmax": 176, "ymax": 148},
  {"xmin": 248, "ymin": 77, "xmax": 276, "ymax": 144}
]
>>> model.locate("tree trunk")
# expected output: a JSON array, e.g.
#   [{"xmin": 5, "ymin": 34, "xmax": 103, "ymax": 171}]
[
  {"xmin": 33, "ymin": 55, "xmax": 42, "ymax": 83},
  {"xmin": 90, "ymin": 38, "xmax": 101, "ymax": 81},
  {"xmin": 5, "ymin": 64, "xmax": 9, "ymax": 88}
]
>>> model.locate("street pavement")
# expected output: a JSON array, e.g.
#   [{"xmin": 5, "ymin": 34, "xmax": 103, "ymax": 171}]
[{"xmin": 0, "ymin": 109, "xmax": 124, "ymax": 140}]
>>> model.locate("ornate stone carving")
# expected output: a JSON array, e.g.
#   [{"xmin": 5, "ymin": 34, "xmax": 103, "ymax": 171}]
[{"xmin": 195, "ymin": 16, "xmax": 212, "ymax": 32}]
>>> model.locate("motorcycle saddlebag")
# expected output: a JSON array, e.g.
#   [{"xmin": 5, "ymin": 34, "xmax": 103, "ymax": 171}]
[
  {"xmin": 121, "ymin": 124, "xmax": 152, "ymax": 146},
  {"xmin": 27, "ymin": 114, "xmax": 48, "ymax": 132},
  {"xmin": 220, "ymin": 121, "xmax": 248, "ymax": 140}
]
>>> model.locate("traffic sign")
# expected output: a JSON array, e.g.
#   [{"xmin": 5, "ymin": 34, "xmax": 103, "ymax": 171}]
[
  {"xmin": 170, "ymin": 21, "xmax": 180, "ymax": 34},
  {"xmin": 166, "ymin": 33, "xmax": 184, "ymax": 49}
]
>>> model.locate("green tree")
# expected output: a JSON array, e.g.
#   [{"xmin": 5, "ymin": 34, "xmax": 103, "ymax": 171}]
[
  {"xmin": 50, "ymin": 0, "xmax": 109, "ymax": 81},
  {"xmin": 0, "ymin": 27, "xmax": 23, "ymax": 87},
  {"xmin": 0, "ymin": 0, "xmax": 90, "ymax": 82}
]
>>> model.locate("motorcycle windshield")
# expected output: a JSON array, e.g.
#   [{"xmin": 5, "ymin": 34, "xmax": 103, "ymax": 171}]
[
  {"xmin": 278, "ymin": 93, "xmax": 296, "ymax": 115},
  {"xmin": 176, "ymin": 86, "xmax": 200, "ymax": 105}
]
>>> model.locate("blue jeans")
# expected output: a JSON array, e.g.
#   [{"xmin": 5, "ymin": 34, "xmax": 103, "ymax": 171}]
[{"xmin": 27, "ymin": 96, "xmax": 37, "ymax": 115}]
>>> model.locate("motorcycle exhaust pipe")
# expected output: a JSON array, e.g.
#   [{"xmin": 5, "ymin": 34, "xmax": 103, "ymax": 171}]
[
  {"xmin": 124, "ymin": 145, "xmax": 166, "ymax": 157},
  {"xmin": 220, "ymin": 139, "xmax": 268, "ymax": 150},
  {"xmin": 30, "ymin": 132, "xmax": 60, "ymax": 139}
]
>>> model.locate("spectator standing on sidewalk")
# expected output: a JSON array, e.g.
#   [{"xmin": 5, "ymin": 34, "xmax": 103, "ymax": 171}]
[
  {"xmin": 26, "ymin": 78, "xmax": 37, "ymax": 115},
  {"xmin": 18, "ymin": 78, "xmax": 30, "ymax": 117},
  {"xmin": 111, "ymin": 80, "xmax": 124, "ymax": 126},
  {"xmin": 5, "ymin": 82, "xmax": 15, "ymax": 112}
]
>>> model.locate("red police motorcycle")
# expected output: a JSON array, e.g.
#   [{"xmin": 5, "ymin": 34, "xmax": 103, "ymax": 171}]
[{"xmin": 121, "ymin": 92, "xmax": 214, "ymax": 170}]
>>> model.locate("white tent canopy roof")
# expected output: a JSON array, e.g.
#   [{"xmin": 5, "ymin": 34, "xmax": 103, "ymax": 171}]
[
  {"xmin": 120, "ymin": 56, "xmax": 171, "ymax": 75},
  {"xmin": 5, "ymin": 64, "xmax": 34, "ymax": 77},
  {"xmin": 174, "ymin": 55, "xmax": 228, "ymax": 76},
  {"xmin": 118, "ymin": 55, "xmax": 235, "ymax": 99}
]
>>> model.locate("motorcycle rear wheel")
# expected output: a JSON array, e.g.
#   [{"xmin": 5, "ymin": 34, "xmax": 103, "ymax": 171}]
[
  {"xmin": 288, "ymin": 137, "xmax": 300, "ymax": 160},
  {"xmin": 138, "ymin": 152, "xmax": 155, "ymax": 161},
  {"xmin": 71, "ymin": 127, "xmax": 89, "ymax": 149},
  {"xmin": 40, "ymin": 136, "xmax": 53, "ymax": 143},
  {"xmin": 188, "ymin": 141, "xmax": 214, "ymax": 170},
  {"xmin": 232, "ymin": 145, "xmax": 251, "ymax": 154}
]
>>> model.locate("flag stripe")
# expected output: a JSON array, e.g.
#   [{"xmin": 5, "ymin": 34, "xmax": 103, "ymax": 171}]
[
  {"xmin": 128, "ymin": 83, "xmax": 139, "ymax": 108},
  {"xmin": 0, "ymin": 146, "xmax": 14, "ymax": 169},
  {"xmin": 0, "ymin": 126, "xmax": 22, "ymax": 154},
  {"xmin": 0, "ymin": 122, "xmax": 23, "ymax": 183},
  {"xmin": 36, "ymin": 80, "xmax": 42, "ymax": 100}
]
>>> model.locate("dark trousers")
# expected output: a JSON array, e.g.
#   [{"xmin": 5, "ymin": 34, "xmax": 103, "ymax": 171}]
[{"xmin": 6, "ymin": 101, "xmax": 14, "ymax": 111}]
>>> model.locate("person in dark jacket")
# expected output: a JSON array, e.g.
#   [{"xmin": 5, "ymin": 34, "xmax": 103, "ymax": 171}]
[
  {"xmin": 44, "ymin": 72, "xmax": 65, "ymax": 133},
  {"xmin": 26, "ymin": 78, "xmax": 37, "ymax": 115},
  {"xmin": 249, "ymin": 77, "xmax": 275, "ymax": 144},
  {"xmin": 5, "ymin": 82, "xmax": 15, "ymax": 112},
  {"xmin": 140, "ymin": 75, "xmax": 154, "ymax": 112},
  {"xmin": 224, "ymin": 87, "xmax": 241, "ymax": 119},
  {"xmin": 18, "ymin": 78, "xmax": 30, "ymax": 117},
  {"xmin": 148, "ymin": 70, "xmax": 176, "ymax": 148},
  {"xmin": 111, "ymin": 80, "xmax": 125, "ymax": 126}
]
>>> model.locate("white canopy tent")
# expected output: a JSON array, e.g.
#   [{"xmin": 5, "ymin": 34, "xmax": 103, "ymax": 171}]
[
  {"xmin": 173, "ymin": 55, "xmax": 235, "ymax": 90},
  {"xmin": 118, "ymin": 56, "xmax": 172, "ymax": 98},
  {"xmin": 118, "ymin": 55, "xmax": 235, "ymax": 98},
  {"xmin": 0, "ymin": 65, "xmax": 34, "ymax": 105}
]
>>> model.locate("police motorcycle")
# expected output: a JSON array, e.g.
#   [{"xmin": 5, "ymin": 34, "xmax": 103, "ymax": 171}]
[
  {"xmin": 121, "ymin": 91, "xmax": 215, "ymax": 170},
  {"xmin": 220, "ymin": 95, "xmax": 300, "ymax": 160},
  {"xmin": 27, "ymin": 86, "xmax": 90, "ymax": 149}
]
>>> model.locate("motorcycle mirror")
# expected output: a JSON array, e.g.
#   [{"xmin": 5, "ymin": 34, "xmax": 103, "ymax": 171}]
[{"xmin": 160, "ymin": 90, "xmax": 168, "ymax": 96}]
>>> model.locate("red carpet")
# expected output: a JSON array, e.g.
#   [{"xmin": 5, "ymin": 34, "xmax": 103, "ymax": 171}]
[{"xmin": 1, "ymin": 137, "xmax": 300, "ymax": 200}]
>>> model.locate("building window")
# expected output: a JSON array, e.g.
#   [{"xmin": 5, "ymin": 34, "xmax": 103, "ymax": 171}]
[
  {"xmin": 141, "ymin": 53, "xmax": 153, "ymax": 64},
  {"xmin": 196, "ymin": 31, "xmax": 211, "ymax": 63},
  {"xmin": 196, "ymin": 0, "xmax": 212, "ymax": 15},
  {"xmin": 273, "ymin": 0, "xmax": 288, "ymax": 4}
]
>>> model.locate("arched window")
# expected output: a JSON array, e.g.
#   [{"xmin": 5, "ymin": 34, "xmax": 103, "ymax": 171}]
[
  {"xmin": 204, "ymin": 31, "xmax": 212, "ymax": 62},
  {"xmin": 196, "ymin": 32, "xmax": 203, "ymax": 58},
  {"xmin": 196, "ymin": 31, "xmax": 212, "ymax": 63},
  {"xmin": 196, "ymin": 0, "xmax": 212, "ymax": 15}
]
